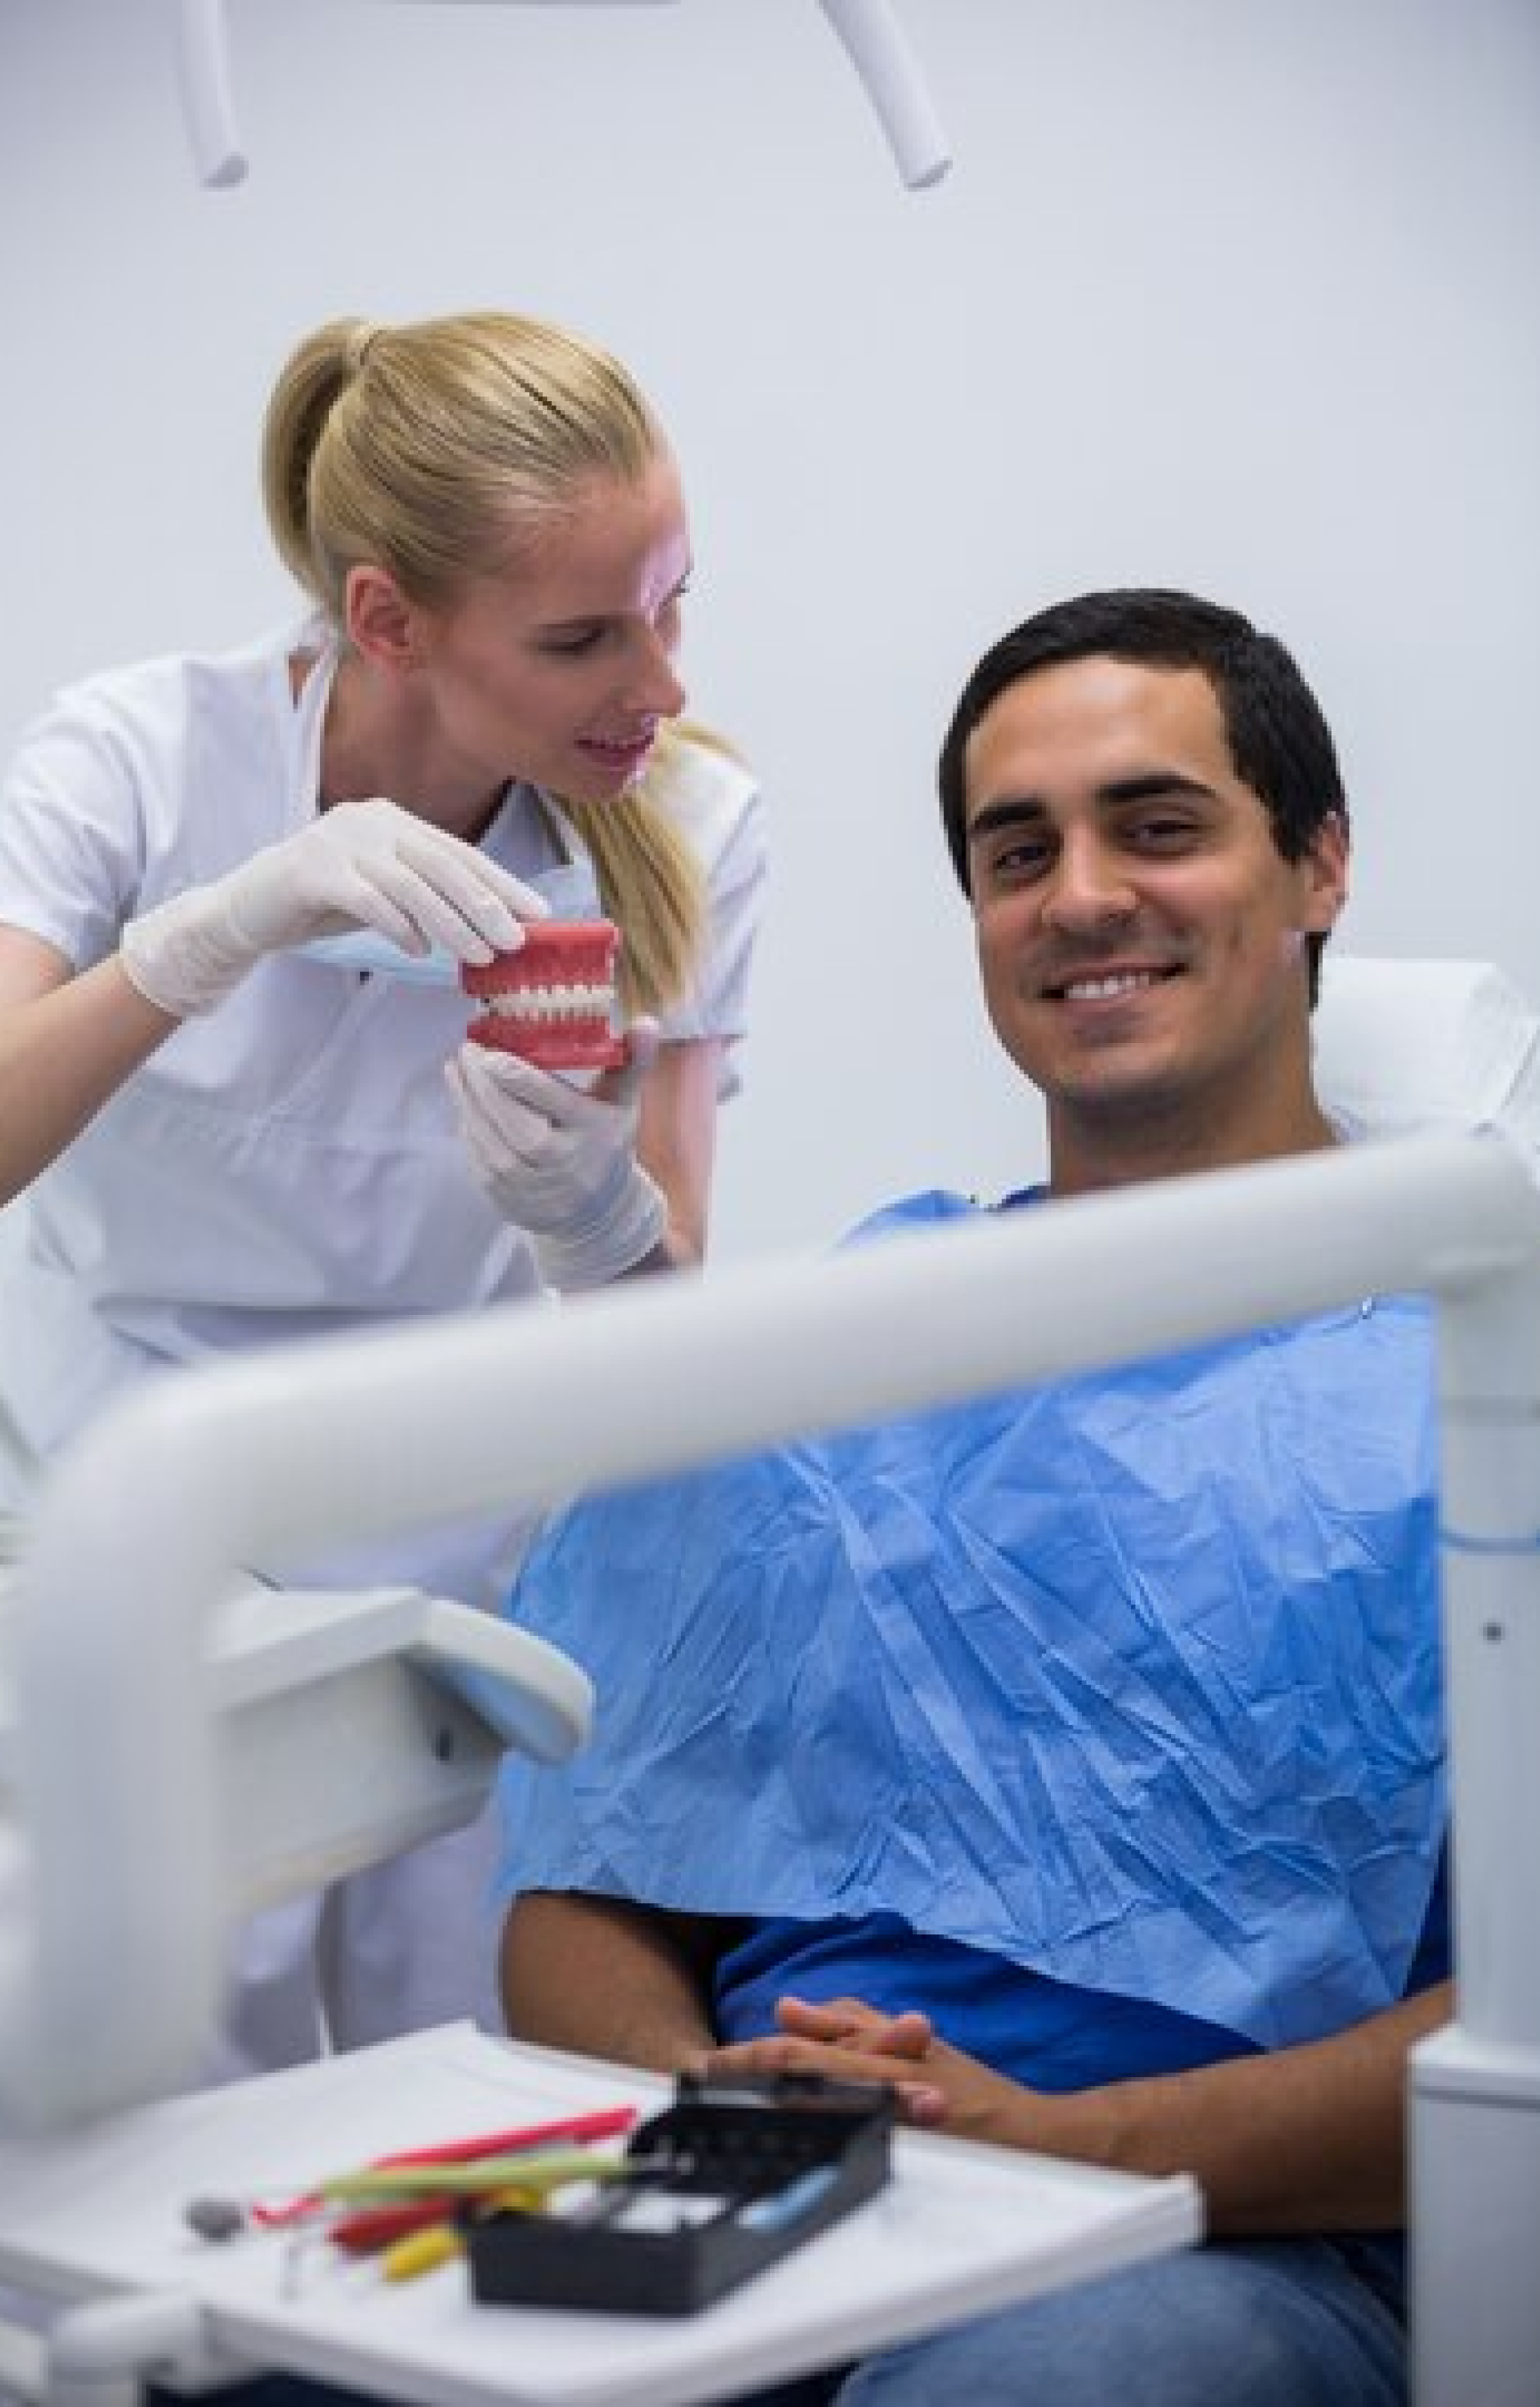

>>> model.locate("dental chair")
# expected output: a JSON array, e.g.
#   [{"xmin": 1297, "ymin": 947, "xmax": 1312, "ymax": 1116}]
[
  {"xmin": 0, "ymin": 955, "xmax": 1535, "ymax": 2407},
  {"xmin": 1314, "ymin": 955, "xmax": 1540, "ymax": 1155},
  {"xmin": 0, "ymin": 1573, "xmax": 590, "ymax": 1933}
]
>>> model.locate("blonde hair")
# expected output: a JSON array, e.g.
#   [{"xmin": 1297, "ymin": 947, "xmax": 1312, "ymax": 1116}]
[{"xmin": 261, "ymin": 310, "xmax": 714, "ymax": 1013}]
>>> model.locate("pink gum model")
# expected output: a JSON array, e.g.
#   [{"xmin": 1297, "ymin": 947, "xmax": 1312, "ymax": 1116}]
[{"xmin": 461, "ymin": 919, "xmax": 627, "ymax": 1071}]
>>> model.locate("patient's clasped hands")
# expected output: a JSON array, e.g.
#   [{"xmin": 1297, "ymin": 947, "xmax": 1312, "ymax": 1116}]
[{"xmin": 699, "ymin": 1994, "xmax": 1062, "ymax": 2155}]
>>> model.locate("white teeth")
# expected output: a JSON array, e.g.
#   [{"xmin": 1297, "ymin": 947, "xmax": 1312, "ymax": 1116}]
[
  {"xmin": 483, "ymin": 980, "xmax": 614, "ymax": 1023},
  {"xmin": 1062, "ymin": 971, "xmax": 1164, "ymax": 1001}
]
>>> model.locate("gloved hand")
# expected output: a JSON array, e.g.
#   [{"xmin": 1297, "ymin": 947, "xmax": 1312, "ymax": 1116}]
[
  {"xmin": 120, "ymin": 798, "xmax": 547, "ymax": 1017},
  {"xmin": 445, "ymin": 1021, "xmax": 668, "ymax": 1289}
]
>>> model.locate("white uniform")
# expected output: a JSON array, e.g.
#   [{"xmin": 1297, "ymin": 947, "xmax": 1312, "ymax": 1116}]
[{"xmin": 0, "ymin": 621, "xmax": 766, "ymax": 2066}]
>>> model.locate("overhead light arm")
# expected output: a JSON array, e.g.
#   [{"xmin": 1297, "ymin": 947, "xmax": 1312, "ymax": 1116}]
[
  {"xmin": 171, "ymin": 0, "xmax": 951, "ymax": 191},
  {"xmin": 816, "ymin": 0, "xmax": 950, "ymax": 189},
  {"xmin": 174, "ymin": 0, "xmax": 245, "ymax": 188}
]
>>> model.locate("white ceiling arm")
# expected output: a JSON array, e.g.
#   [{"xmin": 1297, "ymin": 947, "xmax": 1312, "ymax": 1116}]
[
  {"xmin": 172, "ymin": 1, "xmax": 950, "ymax": 191},
  {"xmin": 173, "ymin": 0, "xmax": 246, "ymax": 188},
  {"xmin": 816, "ymin": 0, "xmax": 950, "ymax": 189},
  {"xmin": 5, "ymin": 1132, "xmax": 1538, "ymax": 2129}
]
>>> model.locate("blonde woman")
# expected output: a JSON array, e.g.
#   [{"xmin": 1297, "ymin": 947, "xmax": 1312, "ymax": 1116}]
[{"xmin": 0, "ymin": 311, "xmax": 765, "ymax": 2067}]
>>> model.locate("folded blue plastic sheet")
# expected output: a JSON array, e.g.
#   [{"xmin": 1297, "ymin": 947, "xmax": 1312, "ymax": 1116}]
[
  {"xmin": 297, "ymin": 932, "xmax": 462, "ymax": 984},
  {"xmin": 497, "ymin": 1190, "xmax": 1443, "ymax": 2049}
]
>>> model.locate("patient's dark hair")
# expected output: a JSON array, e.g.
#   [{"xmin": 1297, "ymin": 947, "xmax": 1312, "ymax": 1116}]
[{"xmin": 937, "ymin": 587, "xmax": 1348, "ymax": 1002}]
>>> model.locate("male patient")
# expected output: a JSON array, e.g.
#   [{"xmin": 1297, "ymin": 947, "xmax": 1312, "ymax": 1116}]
[{"xmin": 494, "ymin": 589, "xmax": 1448, "ymax": 2406}]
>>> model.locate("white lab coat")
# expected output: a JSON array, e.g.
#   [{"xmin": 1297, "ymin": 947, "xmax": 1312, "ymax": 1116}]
[{"xmin": 0, "ymin": 621, "xmax": 766, "ymax": 2068}]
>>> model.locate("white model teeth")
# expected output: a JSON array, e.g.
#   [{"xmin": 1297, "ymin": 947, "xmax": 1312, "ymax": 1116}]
[
  {"xmin": 483, "ymin": 980, "xmax": 614, "ymax": 1023},
  {"xmin": 1064, "ymin": 971, "xmax": 1162, "ymax": 1001}
]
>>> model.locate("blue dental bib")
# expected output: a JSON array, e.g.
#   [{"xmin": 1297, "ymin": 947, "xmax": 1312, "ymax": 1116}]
[{"xmin": 497, "ymin": 1191, "xmax": 1443, "ymax": 2048}]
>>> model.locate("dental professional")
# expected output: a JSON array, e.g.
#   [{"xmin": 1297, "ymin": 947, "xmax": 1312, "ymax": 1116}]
[{"xmin": 0, "ymin": 308, "xmax": 764, "ymax": 2068}]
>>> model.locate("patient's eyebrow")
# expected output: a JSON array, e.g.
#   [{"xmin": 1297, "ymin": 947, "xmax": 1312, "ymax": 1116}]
[
  {"xmin": 1097, "ymin": 771, "xmax": 1218, "ymax": 806},
  {"xmin": 967, "ymin": 769, "xmax": 1219, "ymax": 846},
  {"xmin": 967, "ymin": 798, "xmax": 1046, "ymax": 847}
]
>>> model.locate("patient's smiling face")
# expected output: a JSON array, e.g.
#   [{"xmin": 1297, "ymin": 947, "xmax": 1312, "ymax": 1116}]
[{"xmin": 963, "ymin": 655, "xmax": 1347, "ymax": 1187}]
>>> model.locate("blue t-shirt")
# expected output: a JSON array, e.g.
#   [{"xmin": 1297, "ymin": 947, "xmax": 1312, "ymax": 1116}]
[{"xmin": 715, "ymin": 1853, "xmax": 1451, "ymax": 2094}]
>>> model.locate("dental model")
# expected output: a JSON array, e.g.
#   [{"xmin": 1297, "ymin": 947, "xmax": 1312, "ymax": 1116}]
[{"xmin": 461, "ymin": 919, "xmax": 626, "ymax": 1071}]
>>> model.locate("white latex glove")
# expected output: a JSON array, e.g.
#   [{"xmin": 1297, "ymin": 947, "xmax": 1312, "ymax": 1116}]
[
  {"xmin": 445, "ymin": 1021, "xmax": 667, "ymax": 1289},
  {"xmin": 120, "ymin": 798, "xmax": 547, "ymax": 1017}
]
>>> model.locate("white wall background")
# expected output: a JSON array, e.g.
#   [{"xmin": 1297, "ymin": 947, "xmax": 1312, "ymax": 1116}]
[{"xmin": 2, "ymin": 0, "xmax": 1537, "ymax": 1260}]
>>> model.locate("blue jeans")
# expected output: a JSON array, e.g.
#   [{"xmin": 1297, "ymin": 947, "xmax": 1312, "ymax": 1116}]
[{"xmin": 738, "ymin": 2235, "xmax": 1407, "ymax": 2407}]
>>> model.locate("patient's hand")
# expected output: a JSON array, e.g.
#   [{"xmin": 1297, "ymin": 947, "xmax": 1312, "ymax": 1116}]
[
  {"xmin": 774, "ymin": 1992, "xmax": 934, "ymax": 2060},
  {"xmin": 700, "ymin": 1990, "xmax": 1054, "ymax": 2154}
]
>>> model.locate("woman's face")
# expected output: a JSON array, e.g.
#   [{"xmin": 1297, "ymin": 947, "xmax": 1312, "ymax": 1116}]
[{"xmin": 411, "ymin": 450, "xmax": 692, "ymax": 807}]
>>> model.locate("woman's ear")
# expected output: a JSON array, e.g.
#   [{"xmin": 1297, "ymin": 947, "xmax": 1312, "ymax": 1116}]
[{"xmin": 344, "ymin": 563, "xmax": 419, "ymax": 675}]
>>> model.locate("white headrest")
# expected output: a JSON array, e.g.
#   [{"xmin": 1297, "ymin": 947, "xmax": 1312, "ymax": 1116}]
[{"xmin": 1313, "ymin": 956, "xmax": 1540, "ymax": 1154}]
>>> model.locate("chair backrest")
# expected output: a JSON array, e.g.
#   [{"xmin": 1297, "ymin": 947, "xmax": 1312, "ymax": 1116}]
[{"xmin": 1313, "ymin": 956, "xmax": 1540, "ymax": 1156}]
